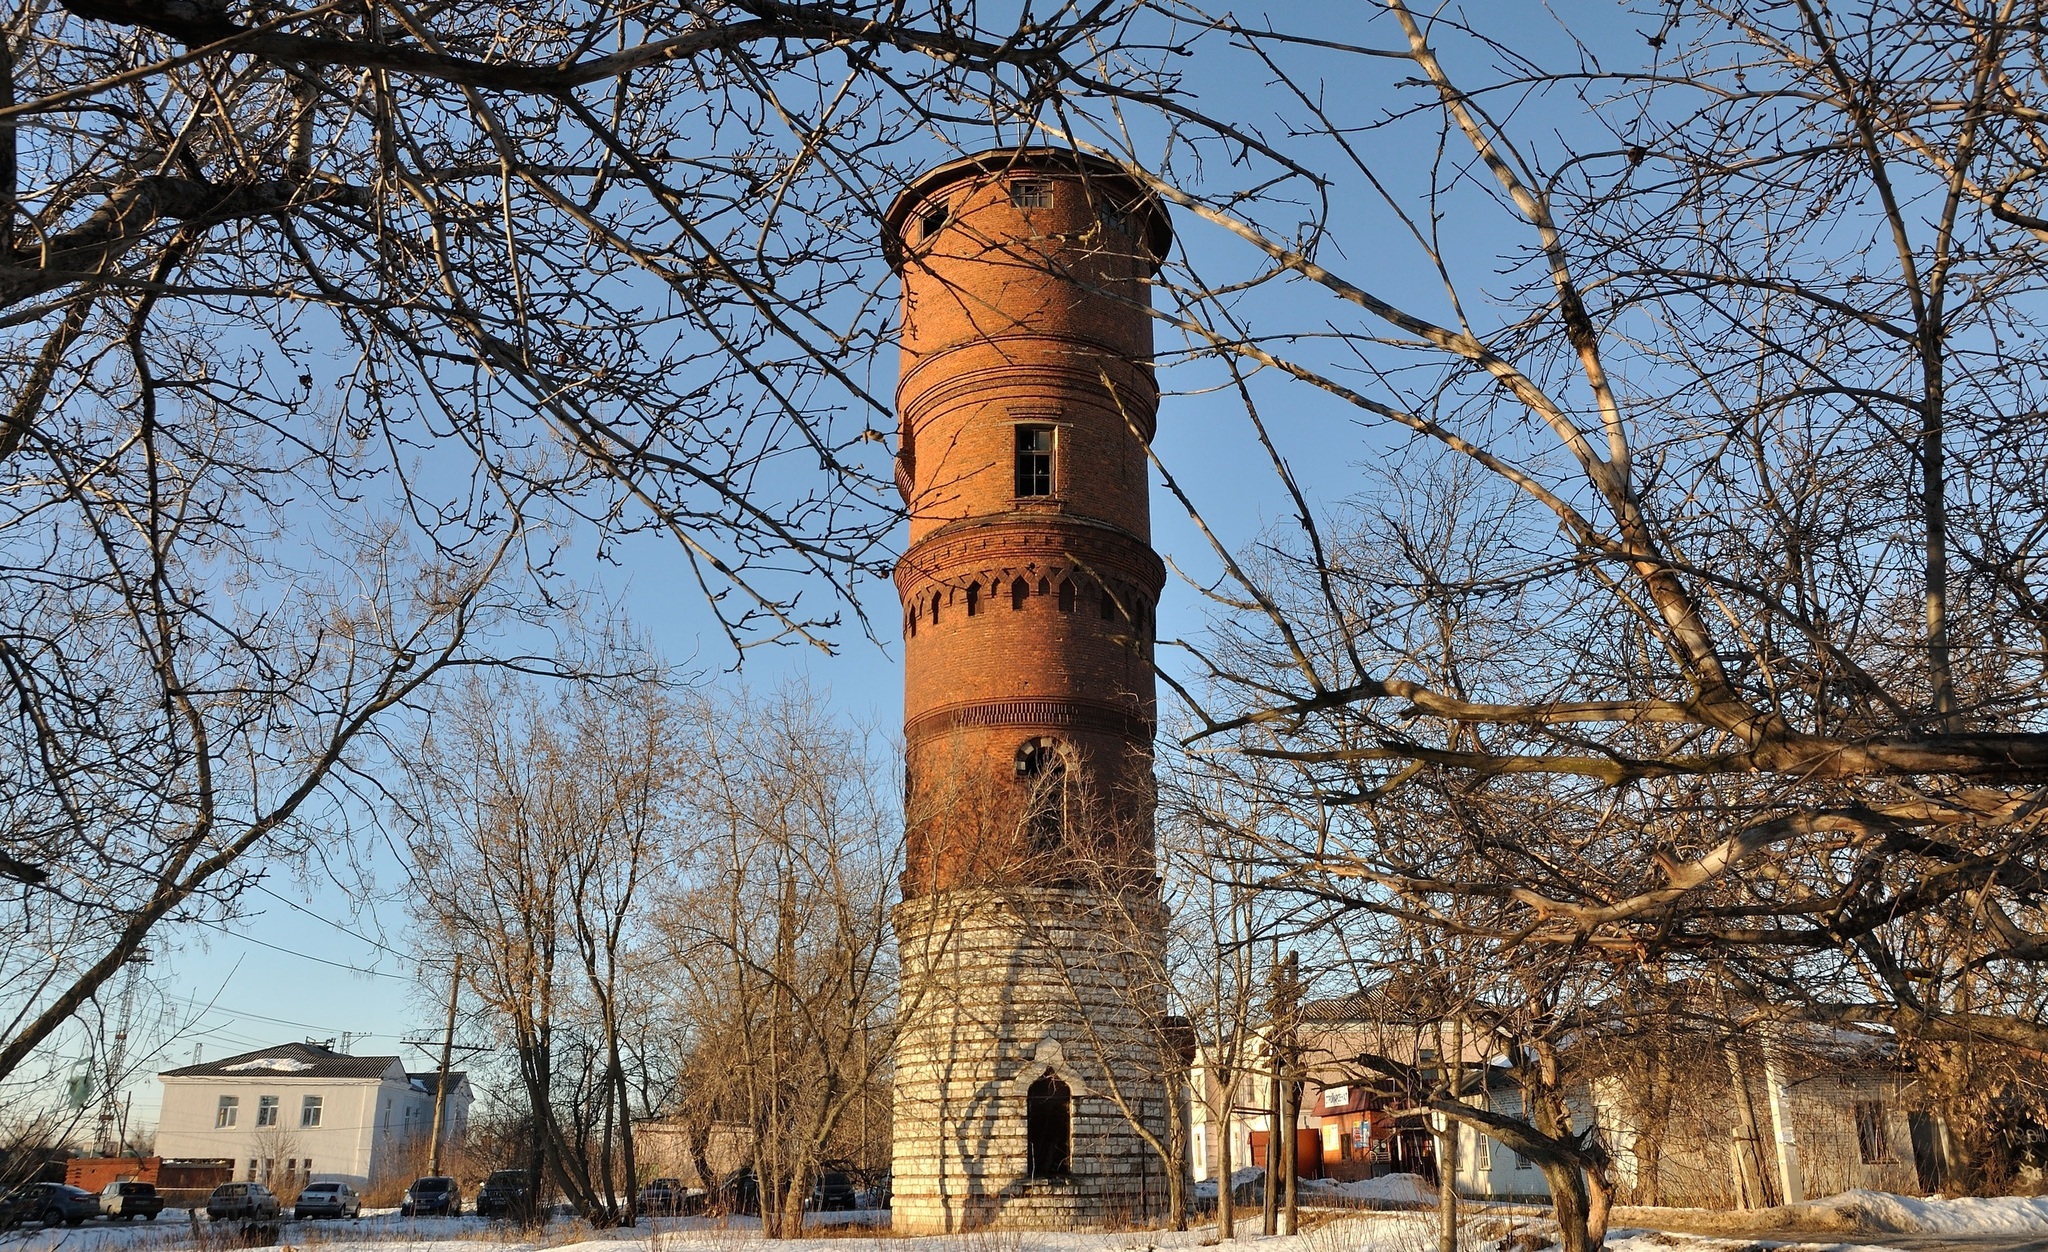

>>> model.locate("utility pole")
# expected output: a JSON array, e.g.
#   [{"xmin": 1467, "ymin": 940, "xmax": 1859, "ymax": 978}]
[
  {"xmin": 1280, "ymin": 950, "xmax": 1299, "ymax": 1237},
  {"xmin": 427, "ymin": 955, "xmax": 461, "ymax": 1176},
  {"xmin": 1262, "ymin": 943, "xmax": 1279, "ymax": 1237}
]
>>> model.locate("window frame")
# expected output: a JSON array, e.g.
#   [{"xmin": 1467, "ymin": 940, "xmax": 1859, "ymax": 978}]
[
  {"xmin": 1014, "ymin": 424, "xmax": 1056, "ymax": 498},
  {"xmin": 257, "ymin": 1095, "xmax": 279, "ymax": 1127},
  {"xmin": 301, "ymin": 1094, "xmax": 324, "ymax": 1127},
  {"xmin": 216, "ymin": 1095, "xmax": 240, "ymax": 1128},
  {"xmin": 1009, "ymin": 180, "xmax": 1053, "ymax": 210}
]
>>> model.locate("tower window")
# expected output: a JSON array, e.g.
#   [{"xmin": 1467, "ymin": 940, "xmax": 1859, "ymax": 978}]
[
  {"xmin": 1100, "ymin": 585, "xmax": 1118, "ymax": 620},
  {"xmin": 1058, "ymin": 581, "xmax": 1076, "ymax": 612},
  {"xmin": 921, "ymin": 204, "xmax": 949, "ymax": 238},
  {"xmin": 1012, "ymin": 577, "xmax": 1029, "ymax": 609},
  {"xmin": 967, "ymin": 583, "xmax": 980, "ymax": 616},
  {"xmin": 1027, "ymin": 1071, "xmax": 1073, "ymax": 1179},
  {"xmin": 931, "ymin": 591, "xmax": 942, "ymax": 624},
  {"xmin": 1010, "ymin": 180, "xmax": 1053, "ymax": 209},
  {"xmin": 1016, "ymin": 737, "xmax": 1069, "ymax": 852},
  {"xmin": 1016, "ymin": 426, "xmax": 1054, "ymax": 497}
]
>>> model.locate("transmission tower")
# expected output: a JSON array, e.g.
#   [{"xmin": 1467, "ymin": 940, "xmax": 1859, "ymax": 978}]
[{"xmin": 96, "ymin": 948, "xmax": 149, "ymax": 1157}]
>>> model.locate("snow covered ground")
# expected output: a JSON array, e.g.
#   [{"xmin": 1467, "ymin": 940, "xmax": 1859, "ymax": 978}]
[{"xmin": 0, "ymin": 1192, "xmax": 2042, "ymax": 1252}]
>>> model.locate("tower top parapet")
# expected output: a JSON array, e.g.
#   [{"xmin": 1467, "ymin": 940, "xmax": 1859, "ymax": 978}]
[{"xmin": 881, "ymin": 147, "xmax": 1173, "ymax": 273}]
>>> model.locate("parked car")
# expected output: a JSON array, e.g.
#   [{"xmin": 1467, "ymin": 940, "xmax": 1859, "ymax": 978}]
[
  {"xmin": 19, "ymin": 1183, "xmax": 100, "ymax": 1227},
  {"xmin": 401, "ymin": 1176, "xmax": 461, "ymax": 1217},
  {"xmin": 473, "ymin": 1169, "xmax": 529, "ymax": 1220},
  {"xmin": 719, "ymin": 1167, "xmax": 758, "ymax": 1216},
  {"xmin": 857, "ymin": 1170, "xmax": 891, "ymax": 1212},
  {"xmin": 809, "ymin": 1171, "xmax": 856, "ymax": 1213},
  {"xmin": 637, "ymin": 1177, "xmax": 684, "ymax": 1216},
  {"xmin": 99, "ymin": 1181, "xmax": 163, "ymax": 1221},
  {"xmin": 206, "ymin": 1182, "xmax": 281, "ymax": 1222},
  {"xmin": 292, "ymin": 1182, "xmax": 362, "ymax": 1220},
  {"xmin": 0, "ymin": 1187, "xmax": 42, "ymax": 1230}
]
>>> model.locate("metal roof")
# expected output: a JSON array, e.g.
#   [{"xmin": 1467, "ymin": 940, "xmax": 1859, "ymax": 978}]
[{"xmin": 160, "ymin": 1042, "xmax": 400, "ymax": 1080}]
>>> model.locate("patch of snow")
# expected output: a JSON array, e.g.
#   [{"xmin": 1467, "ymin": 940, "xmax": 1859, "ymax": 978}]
[
  {"xmin": 1299, "ymin": 1174, "xmax": 1438, "ymax": 1204},
  {"xmin": 223, "ymin": 1057, "xmax": 314, "ymax": 1072},
  {"xmin": 1791, "ymin": 1190, "xmax": 2048, "ymax": 1235}
]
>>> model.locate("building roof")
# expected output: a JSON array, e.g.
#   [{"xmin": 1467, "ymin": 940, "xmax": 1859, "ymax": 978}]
[
  {"xmin": 406, "ymin": 1072, "xmax": 469, "ymax": 1097},
  {"xmin": 160, "ymin": 1042, "xmax": 399, "ymax": 1081}
]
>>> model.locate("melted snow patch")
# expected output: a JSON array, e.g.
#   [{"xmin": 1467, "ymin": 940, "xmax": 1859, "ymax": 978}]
[{"xmin": 224, "ymin": 1057, "xmax": 315, "ymax": 1072}]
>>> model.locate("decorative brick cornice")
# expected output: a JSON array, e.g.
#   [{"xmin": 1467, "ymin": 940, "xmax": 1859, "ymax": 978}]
[
  {"xmin": 905, "ymin": 696, "xmax": 1155, "ymax": 746},
  {"xmin": 895, "ymin": 514, "xmax": 1165, "ymax": 601},
  {"xmin": 899, "ymin": 335, "xmax": 1159, "ymax": 432}
]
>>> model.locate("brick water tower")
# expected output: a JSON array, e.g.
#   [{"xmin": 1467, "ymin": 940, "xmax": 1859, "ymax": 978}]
[{"xmin": 882, "ymin": 148, "xmax": 1174, "ymax": 1232}]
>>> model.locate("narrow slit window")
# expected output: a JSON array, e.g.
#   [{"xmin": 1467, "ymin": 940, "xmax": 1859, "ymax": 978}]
[
  {"xmin": 1016, "ymin": 426, "xmax": 1054, "ymax": 497},
  {"xmin": 1012, "ymin": 578, "xmax": 1029, "ymax": 609},
  {"xmin": 1100, "ymin": 585, "xmax": 1117, "ymax": 620},
  {"xmin": 921, "ymin": 205, "xmax": 949, "ymax": 238},
  {"xmin": 966, "ymin": 583, "xmax": 980, "ymax": 616},
  {"xmin": 931, "ymin": 591, "xmax": 942, "ymax": 624},
  {"xmin": 1058, "ymin": 582, "xmax": 1076, "ymax": 612},
  {"xmin": 1010, "ymin": 180, "xmax": 1053, "ymax": 209}
]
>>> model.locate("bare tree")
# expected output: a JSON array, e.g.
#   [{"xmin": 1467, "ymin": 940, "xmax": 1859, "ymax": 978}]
[
  {"xmin": 0, "ymin": 0, "xmax": 1203, "ymax": 1090},
  {"xmin": 654, "ymin": 683, "xmax": 896, "ymax": 1239},
  {"xmin": 1123, "ymin": 0, "xmax": 2048, "ymax": 1103},
  {"xmin": 399, "ymin": 659, "xmax": 678, "ymax": 1226}
]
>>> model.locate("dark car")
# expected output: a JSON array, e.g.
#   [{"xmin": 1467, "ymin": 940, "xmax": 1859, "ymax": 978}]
[
  {"xmin": 18, "ymin": 1183, "xmax": 100, "ymax": 1227},
  {"xmin": 809, "ymin": 1171, "xmax": 856, "ymax": 1213},
  {"xmin": 292, "ymin": 1182, "xmax": 362, "ymax": 1220},
  {"xmin": 861, "ymin": 1170, "xmax": 891, "ymax": 1212},
  {"xmin": 99, "ymin": 1181, "xmax": 163, "ymax": 1220},
  {"xmin": 205, "ymin": 1182, "xmax": 281, "ymax": 1221},
  {"xmin": 473, "ymin": 1170, "xmax": 529, "ymax": 1220},
  {"xmin": 401, "ymin": 1176, "xmax": 461, "ymax": 1217},
  {"xmin": 719, "ymin": 1167, "xmax": 758, "ymax": 1216},
  {"xmin": 637, "ymin": 1177, "xmax": 684, "ymax": 1216}
]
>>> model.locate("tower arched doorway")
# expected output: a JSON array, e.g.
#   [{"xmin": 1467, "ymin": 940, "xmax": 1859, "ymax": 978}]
[{"xmin": 1026, "ymin": 1071, "xmax": 1072, "ymax": 1179}]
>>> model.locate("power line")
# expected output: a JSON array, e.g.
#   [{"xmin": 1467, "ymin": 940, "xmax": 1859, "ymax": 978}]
[
  {"xmin": 190, "ymin": 918, "xmax": 414, "ymax": 982},
  {"xmin": 249, "ymin": 884, "xmax": 445, "ymax": 967}
]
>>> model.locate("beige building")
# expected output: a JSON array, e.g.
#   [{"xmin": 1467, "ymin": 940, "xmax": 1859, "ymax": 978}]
[{"xmin": 154, "ymin": 1042, "xmax": 470, "ymax": 1190}]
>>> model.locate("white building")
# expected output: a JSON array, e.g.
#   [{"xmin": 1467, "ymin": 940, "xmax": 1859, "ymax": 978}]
[{"xmin": 154, "ymin": 1042, "xmax": 470, "ymax": 1190}]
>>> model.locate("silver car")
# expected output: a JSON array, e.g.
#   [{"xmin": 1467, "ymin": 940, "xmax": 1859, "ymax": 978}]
[
  {"xmin": 205, "ymin": 1182, "xmax": 280, "ymax": 1221},
  {"xmin": 292, "ymin": 1183, "xmax": 361, "ymax": 1220}
]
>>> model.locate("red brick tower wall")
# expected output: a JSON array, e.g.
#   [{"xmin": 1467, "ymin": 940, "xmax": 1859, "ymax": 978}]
[{"xmin": 885, "ymin": 149, "xmax": 1172, "ymax": 897}]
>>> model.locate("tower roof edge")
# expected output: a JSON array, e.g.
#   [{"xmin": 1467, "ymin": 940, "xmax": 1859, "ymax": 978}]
[{"xmin": 881, "ymin": 146, "xmax": 1173, "ymax": 273}]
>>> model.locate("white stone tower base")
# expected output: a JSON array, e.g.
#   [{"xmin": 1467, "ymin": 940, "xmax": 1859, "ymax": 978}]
[{"xmin": 891, "ymin": 887, "xmax": 1173, "ymax": 1232}]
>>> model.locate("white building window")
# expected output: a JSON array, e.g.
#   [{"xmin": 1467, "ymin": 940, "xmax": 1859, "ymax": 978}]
[
  {"xmin": 301, "ymin": 1095, "xmax": 323, "ymax": 1127},
  {"xmin": 216, "ymin": 1096, "xmax": 239, "ymax": 1127},
  {"xmin": 257, "ymin": 1095, "xmax": 279, "ymax": 1126}
]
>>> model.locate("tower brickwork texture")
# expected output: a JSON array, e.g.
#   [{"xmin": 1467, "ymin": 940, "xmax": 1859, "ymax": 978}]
[{"xmin": 883, "ymin": 148, "xmax": 1176, "ymax": 1232}]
